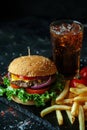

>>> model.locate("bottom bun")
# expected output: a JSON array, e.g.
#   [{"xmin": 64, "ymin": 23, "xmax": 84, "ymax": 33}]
[{"xmin": 11, "ymin": 96, "xmax": 35, "ymax": 105}]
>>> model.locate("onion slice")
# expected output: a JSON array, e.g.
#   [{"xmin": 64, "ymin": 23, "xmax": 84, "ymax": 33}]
[{"xmin": 31, "ymin": 76, "xmax": 52, "ymax": 89}]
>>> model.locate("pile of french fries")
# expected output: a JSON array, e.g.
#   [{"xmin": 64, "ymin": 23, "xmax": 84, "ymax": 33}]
[{"xmin": 40, "ymin": 80, "xmax": 87, "ymax": 130}]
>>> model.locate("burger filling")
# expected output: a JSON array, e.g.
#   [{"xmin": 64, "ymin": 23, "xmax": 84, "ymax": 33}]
[
  {"xmin": 0, "ymin": 73, "xmax": 65, "ymax": 106},
  {"xmin": 8, "ymin": 73, "xmax": 56, "ymax": 90},
  {"xmin": 10, "ymin": 74, "xmax": 52, "ymax": 88}
]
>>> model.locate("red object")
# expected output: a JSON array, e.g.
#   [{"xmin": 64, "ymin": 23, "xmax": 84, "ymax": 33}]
[
  {"xmin": 25, "ymin": 87, "xmax": 49, "ymax": 94},
  {"xmin": 11, "ymin": 83, "xmax": 50, "ymax": 94},
  {"xmin": 16, "ymin": 75, "xmax": 36, "ymax": 80},
  {"xmin": 11, "ymin": 84, "xmax": 20, "ymax": 89},
  {"xmin": 69, "ymin": 78, "xmax": 87, "ymax": 87},
  {"xmin": 14, "ymin": 74, "xmax": 49, "ymax": 81},
  {"xmin": 80, "ymin": 67, "xmax": 87, "ymax": 80}
]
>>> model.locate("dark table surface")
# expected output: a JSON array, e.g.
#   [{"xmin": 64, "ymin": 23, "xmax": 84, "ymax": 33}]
[{"xmin": 0, "ymin": 17, "xmax": 87, "ymax": 130}]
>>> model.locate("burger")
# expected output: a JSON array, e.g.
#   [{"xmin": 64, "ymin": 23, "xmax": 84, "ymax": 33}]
[{"xmin": 1, "ymin": 55, "xmax": 65, "ymax": 106}]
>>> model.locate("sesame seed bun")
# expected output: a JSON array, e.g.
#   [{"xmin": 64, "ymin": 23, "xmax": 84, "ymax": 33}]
[
  {"xmin": 8, "ymin": 55, "xmax": 57, "ymax": 77},
  {"xmin": 11, "ymin": 96, "xmax": 35, "ymax": 105}
]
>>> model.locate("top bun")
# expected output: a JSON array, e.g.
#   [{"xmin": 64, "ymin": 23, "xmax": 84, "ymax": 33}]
[{"xmin": 8, "ymin": 55, "xmax": 57, "ymax": 77}]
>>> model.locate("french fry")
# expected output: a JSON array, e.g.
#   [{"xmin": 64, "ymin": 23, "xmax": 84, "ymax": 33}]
[
  {"xmin": 56, "ymin": 110, "xmax": 63, "ymax": 125},
  {"xmin": 40, "ymin": 80, "xmax": 87, "ymax": 130},
  {"xmin": 74, "ymin": 96, "xmax": 87, "ymax": 102},
  {"xmin": 79, "ymin": 93, "xmax": 87, "ymax": 97},
  {"xmin": 85, "ymin": 102, "xmax": 87, "ymax": 105},
  {"xmin": 66, "ymin": 110, "xmax": 75, "ymax": 124},
  {"xmin": 51, "ymin": 100, "xmax": 64, "ymax": 125},
  {"xmin": 40, "ymin": 105, "xmax": 71, "ymax": 117},
  {"xmin": 56, "ymin": 80, "xmax": 70, "ymax": 102},
  {"xmin": 70, "ymin": 87, "xmax": 87, "ymax": 95},
  {"xmin": 77, "ymin": 83, "xmax": 87, "ymax": 88},
  {"xmin": 71, "ymin": 102, "xmax": 79, "ymax": 116},
  {"xmin": 68, "ymin": 92, "xmax": 76, "ymax": 98},
  {"xmin": 51, "ymin": 99, "xmax": 64, "ymax": 125},
  {"xmin": 83, "ymin": 104, "xmax": 87, "ymax": 111},
  {"xmin": 56, "ymin": 98, "xmax": 73, "ymax": 105},
  {"xmin": 78, "ymin": 105, "xmax": 85, "ymax": 130}
]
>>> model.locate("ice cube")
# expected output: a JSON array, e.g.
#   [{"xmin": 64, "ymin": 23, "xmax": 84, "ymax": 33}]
[
  {"xmin": 60, "ymin": 24, "xmax": 67, "ymax": 32},
  {"xmin": 71, "ymin": 23, "xmax": 81, "ymax": 34},
  {"xmin": 67, "ymin": 24, "xmax": 72, "ymax": 31}
]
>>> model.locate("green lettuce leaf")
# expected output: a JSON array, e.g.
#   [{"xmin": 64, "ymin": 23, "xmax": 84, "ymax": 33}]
[{"xmin": 0, "ymin": 74, "xmax": 65, "ymax": 106}]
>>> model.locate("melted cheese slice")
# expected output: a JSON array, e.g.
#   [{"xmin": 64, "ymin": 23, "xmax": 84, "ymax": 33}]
[{"xmin": 11, "ymin": 74, "xmax": 29, "ymax": 82}]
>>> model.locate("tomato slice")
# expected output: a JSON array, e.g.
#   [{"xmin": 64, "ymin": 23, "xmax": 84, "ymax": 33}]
[
  {"xmin": 11, "ymin": 83, "xmax": 49, "ymax": 94},
  {"xmin": 25, "ymin": 87, "xmax": 49, "ymax": 94},
  {"xmin": 11, "ymin": 74, "xmax": 36, "ymax": 81},
  {"xmin": 12, "ymin": 74, "xmax": 49, "ymax": 81},
  {"xmin": 70, "ymin": 78, "xmax": 87, "ymax": 88},
  {"xmin": 80, "ymin": 67, "xmax": 87, "ymax": 80},
  {"xmin": 13, "ymin": 74, "xmax": 36, "ymax": 80},
  {"xmin": 11, "ymin": 84, "xmax": 20, "ymax": 89},
  {"xmin": 18, "ymin": 75, "xmax": 36, "ymax": 80}
]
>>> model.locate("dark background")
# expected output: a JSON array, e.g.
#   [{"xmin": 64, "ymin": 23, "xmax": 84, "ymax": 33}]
[
  {"xmin": 0, "ymin": 1, "xmax": 87, "ymax": 130},
  {"xmin": 0, "ymin": 0, "xmax": 87, "ymax": 74},
  {"xmin": 0, "ymin": 0, "xmax": 87, "ymax": 23}
]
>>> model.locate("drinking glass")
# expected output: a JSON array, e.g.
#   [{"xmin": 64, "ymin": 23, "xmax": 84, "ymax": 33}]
[{"xmin": 50, "ymin": 20, "xmax": 84, "ymax": 79}]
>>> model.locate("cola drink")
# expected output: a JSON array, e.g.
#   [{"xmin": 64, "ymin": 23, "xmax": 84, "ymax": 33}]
[{"xmin": 50, "ymin": 20, "xmax": 84, "ymax": 78}]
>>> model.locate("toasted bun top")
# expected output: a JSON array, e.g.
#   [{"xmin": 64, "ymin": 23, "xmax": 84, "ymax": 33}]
[{"xmin": 8, "ymin": 55, "xmax": 57, "ymax": 77}]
